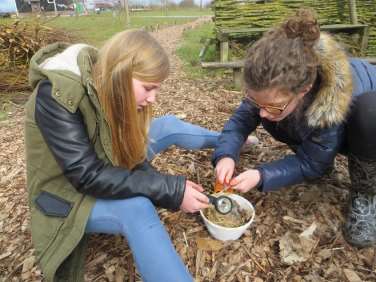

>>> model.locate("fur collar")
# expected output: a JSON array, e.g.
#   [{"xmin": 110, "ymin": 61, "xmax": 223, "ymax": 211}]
[
  {"xmin": 306, "ymin": 33, "xmax": 353, "ymax": 128},
  {"xmin": 39, "ymin": 44, "xmax": 91, "ymax": 76}
]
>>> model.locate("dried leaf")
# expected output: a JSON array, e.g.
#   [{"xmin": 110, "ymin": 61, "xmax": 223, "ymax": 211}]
[
  {"xmin": 318, "ymin": 249, "xmax": 332, "ymax": 260},
  {"xmin": 343, "ymin": 268, "xmax": 362, "ymax": 282},
  {"xmin": 279, "ymin": 231, "xmax": 316, "ymax": 265},
  {"xmin": 0, "ymin": 251, "xmax": 12, "ymax": 261},
  {"xmin": 175, "ymin": 113, "xmax": 187, "ymax": 119},
  {"xmin": 196, "ymin": 237, "xmax": 223, "ymax": 251},
  {"xmin": 105, "ymin": 265, "xmax": 116, "ymax": 281},
  {"xmin": 300, "ymin": 222, "xmax": 317, "ymax": 238},
  {"xmin": 115, "ymin": 267, "xmax": 126, "ymax": 282},
  {"xmin": 22, "ymin": 256, "xmax": 35, "ymax": 273}
]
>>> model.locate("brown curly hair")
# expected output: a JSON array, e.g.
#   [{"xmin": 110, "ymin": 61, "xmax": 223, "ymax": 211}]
[{"xmin": 243, "ymin": 8, "xmax": 320, "ymax": 94}]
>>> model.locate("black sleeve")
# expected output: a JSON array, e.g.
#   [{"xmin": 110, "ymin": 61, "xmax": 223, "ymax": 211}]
[
  {"xmin": 34, "ymin": 80, "xmax": 185, "ymax": 211},
  {"xmin": 212, "ymin": 100, "xmax": 261, "ymax": 165}
]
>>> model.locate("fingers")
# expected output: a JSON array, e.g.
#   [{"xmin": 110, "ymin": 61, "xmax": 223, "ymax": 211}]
[
  {"xmin": 185, "ymin": 181, "xmax": 209, "ymax": 204},
  {"xmin": 230, "ymin": 170, "xmax": 259, "ymax": 193},
  {"xmin": 215, "ymin": 158, "xmax": 235, "ymax": 185},
  {"xmin": 181, "ymin": 183, "xmax": 210, "ymax": 213},
  {"xmin": 187, "ymin": 180, "xmax": 204, "ymax": 192},
  {"xmin": 194, "ymin": 190, "xmax": 210, "ymax": 204},
  {"xmin": 224, "ymin": 169, "xmax": 233, "ymax": 185},
  {"xmin": 230, "ymin": 173, "xmax": 247, "ymax": 192},
  {"xmin": 230, "ymin": 178, "xmax": 240, "ymax": 190},
  {"xmin": 230, "ymin": 175, "xmax": 240, "ymax": 186},
  {"xmin": 182, "ymin": 202, "xmax": 209, "ymax": 213},
  {"xmin": 216, "ymin": 166, "xmax": 233, "ymax": 184},
  {"xmin": 216, "ymin": 167, "xmax": 226, "ymax": 184}
]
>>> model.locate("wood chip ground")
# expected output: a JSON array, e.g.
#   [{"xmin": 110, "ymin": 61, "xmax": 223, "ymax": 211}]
[{"xmin": 0, "ymin": 18, "xmax": 375, "ymax": 282}]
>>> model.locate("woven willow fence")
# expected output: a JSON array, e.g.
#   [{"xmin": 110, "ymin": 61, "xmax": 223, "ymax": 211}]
[{"xmin": 213, "ymin": 0, "xmax": 376, "ymax": 56}]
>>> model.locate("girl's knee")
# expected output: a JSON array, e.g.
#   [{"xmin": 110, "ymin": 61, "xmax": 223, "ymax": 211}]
[
  {"xmin": 94, "ymin": 197, "xmax": 156, "ymax": 218},
  {"xmin": 160, "ymin": 115, "xmax": 179, "ymax": 122},
  {"xmin": 150, "ymin": 115, "xmax": 180, "ymax": 137},
  {"xmin": 115, "ymin": 196, "xmax": 156, "ymax": 214},
  {"xmin": 156, "ymin": 115, "xmax": 181, "ymax": 129},
  {"xmin": 150, "ymin": 115, "xmax": 185, "ymax": 141},
  {"xmin": 116, "ymin": 197, "xmax": 163, "ymax": 233}
]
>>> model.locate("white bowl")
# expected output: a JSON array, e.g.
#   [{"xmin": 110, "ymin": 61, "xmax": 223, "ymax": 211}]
[{"xmin": 200, "ymin": 194, "xmax": 255, "ymax": 241}]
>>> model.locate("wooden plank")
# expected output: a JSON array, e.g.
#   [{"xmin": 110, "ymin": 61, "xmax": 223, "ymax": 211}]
[
  {"xmin": 217, "ymin": 24, "xmax": 368, "ymax": 41},
  {"xmin": 202, "ymin": 57, "xmax": 376, "ymax": 70},
  {"xmin": 321, "ymin": 24, "xmax": 367, "ymax": 32},
  {"xmin": 201, "ymin": 60, "xmax": 244, "ymax": 69},
  {"xmin": 218, "ymin": 27, "xmax": 268, "ymax": 37}
]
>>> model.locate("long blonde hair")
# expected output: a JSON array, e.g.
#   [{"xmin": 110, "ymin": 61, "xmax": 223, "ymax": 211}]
[{"xmin": 93, "ymin": 30, "xmax": 169, "ymax": 169}]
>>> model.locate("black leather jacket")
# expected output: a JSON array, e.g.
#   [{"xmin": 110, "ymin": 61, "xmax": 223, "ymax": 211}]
[{"xmin": 35, "ymin": 80, "xmax": 186, "ymax": 210}]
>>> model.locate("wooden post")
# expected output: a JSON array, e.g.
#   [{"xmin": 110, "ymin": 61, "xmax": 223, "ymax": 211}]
[
  {"xmin": 220, "ymin": 41, "xmax": 229, "ymax": 62},
  {"xmin": 73, "ymin": 0, "xmax": 78, "ymax": 17},
  {"xmin": 47, "ymin": 0, "xmax": 58, "ymax": 15},
  {"xmin": 360, "ymin": 26, "xmax": 369, "ymax": 56},
  {"xmin": 348, "ymin": 0, "xmax": 362, "ymax": 53},
  {"xmin": 123, "ymin": 0, "xmax": 130, "ymax": 26},
  {"xmin": 12, "ymin": 0, "xmax": 19, "ymax": 17},
  {"xmin": 53, "ymin": 0, "xmax": 58, "ymax": 15},
  {"xmin": 164, "ymin": 0, "xmax": 167, "ymax": 16},
  {"xmin": 233, "ymin": 68, "xmax": 242, "ymax": 90},
  {"xmin": 348, "ymin": 0, "xmax": 358, "ymax": 24}
]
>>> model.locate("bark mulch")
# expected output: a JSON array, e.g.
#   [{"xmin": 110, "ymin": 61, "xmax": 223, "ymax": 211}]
[{"xmin": 0, "ymin": 18, "xmax": 375, "ymax": 282}]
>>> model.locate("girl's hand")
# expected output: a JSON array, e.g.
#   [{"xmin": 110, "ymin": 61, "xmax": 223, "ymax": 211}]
[
  {"xmin": 230, "ymin": 169, "xmax": 261, "ymax": 193},
  {"xmin": 180, "ymin": 180, "xmax": 209, "ymax": 213},
  {"xmin": 215, "ymin": 157, "xmax": 235, "ymax": 185}
]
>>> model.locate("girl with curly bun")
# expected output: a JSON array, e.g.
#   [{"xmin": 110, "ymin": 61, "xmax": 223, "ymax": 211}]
[{"xmin": 213, "ymin": 9, "xmax": 376, "ymax": 247}]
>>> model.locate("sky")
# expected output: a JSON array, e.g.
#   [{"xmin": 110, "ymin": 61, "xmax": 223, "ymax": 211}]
[
  {"xmin": 0, "ymin": 0, "xmax": 17, "ymax": 13},
  {"xmin": 0, "ymin": 0, "xmax": 211, "ymax": 13}
]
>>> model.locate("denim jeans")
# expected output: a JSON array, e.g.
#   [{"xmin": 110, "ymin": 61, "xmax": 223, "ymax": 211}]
[
  {"xmin": 85, "ymin": 115, "xmax": 219, "ymax": 282},
  {"xmin": 147, "ymin": 115, "xmax": 219, "ymax": 159}
]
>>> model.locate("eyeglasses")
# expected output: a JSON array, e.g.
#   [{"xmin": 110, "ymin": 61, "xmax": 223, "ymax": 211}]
[{"xmin": 245, "ymin": 96, "xmax": 293, "ymax": 115}]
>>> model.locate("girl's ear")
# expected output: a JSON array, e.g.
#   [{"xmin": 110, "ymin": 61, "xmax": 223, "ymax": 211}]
[{"xmin": 299, "ymin": 84, "xmax": 313, "ymax": 97}]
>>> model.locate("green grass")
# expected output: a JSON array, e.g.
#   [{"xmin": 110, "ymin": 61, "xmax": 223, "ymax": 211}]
[
  {"xmin": 132, "ymin": 7, "xmax": 212, "ymax": 17},
  {"xmin": 176, "ymin": 22, "xmax": 223, "ymax": 79},
  {"xmin": 0, "ymin": 8, "xmax": 212, "ymax": 46}
]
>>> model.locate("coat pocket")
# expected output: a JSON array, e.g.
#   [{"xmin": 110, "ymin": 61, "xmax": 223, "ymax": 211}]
[
  {"xmin": 35, "ymin": 191, "xmax": 73, "ymax": 218},
  {"xmin": 32, "ymin": 191, "xmax": 74, "ymax": 260}
]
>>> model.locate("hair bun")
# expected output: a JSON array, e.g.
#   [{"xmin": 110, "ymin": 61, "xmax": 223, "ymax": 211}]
[{"xmin": 283, "ymin": 8, "xmax": 320, "ymax": 47}]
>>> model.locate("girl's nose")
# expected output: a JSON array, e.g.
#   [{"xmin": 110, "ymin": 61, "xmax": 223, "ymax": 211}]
[
  {"xmin": 146, "ymin": 92, "xmax": 156, "ymax": 104},
  {"xmin": 259, "ymin": 108, "xmax": 269, "ymax": 119}
]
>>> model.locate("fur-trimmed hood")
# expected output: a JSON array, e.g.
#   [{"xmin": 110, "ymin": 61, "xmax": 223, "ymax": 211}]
[{"xmin": 306, "ymin": 33, "xmax": 353, "ymax": 128}]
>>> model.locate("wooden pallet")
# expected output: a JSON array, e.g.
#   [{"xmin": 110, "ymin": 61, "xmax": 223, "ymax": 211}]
[{"xmin": 217, "ymin": 24, "xmax": 370, "ymax": 62}]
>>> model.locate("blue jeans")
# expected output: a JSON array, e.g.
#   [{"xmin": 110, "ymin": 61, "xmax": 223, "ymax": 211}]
[
  {"xmin": 86, "ymin": 115, "xmax": 219, "ymax": 282},
  {"xmin": 147, "ymin": 115, "xmax": 219, "ymax": 159}
]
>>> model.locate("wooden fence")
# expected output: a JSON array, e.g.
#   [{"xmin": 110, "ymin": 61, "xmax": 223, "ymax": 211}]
[{"xmin": 213, "ymin": 0, "xmax": 376, "ymax": 56}]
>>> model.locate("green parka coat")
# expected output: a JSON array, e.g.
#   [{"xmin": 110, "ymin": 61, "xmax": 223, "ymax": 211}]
[
  {"xmin": 25, "ymin": 43, "xmax": 120, "ymax": 281},
  {"xmin": 26, "ymin": 42, "xmax": 186, "ymax": 281}
]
